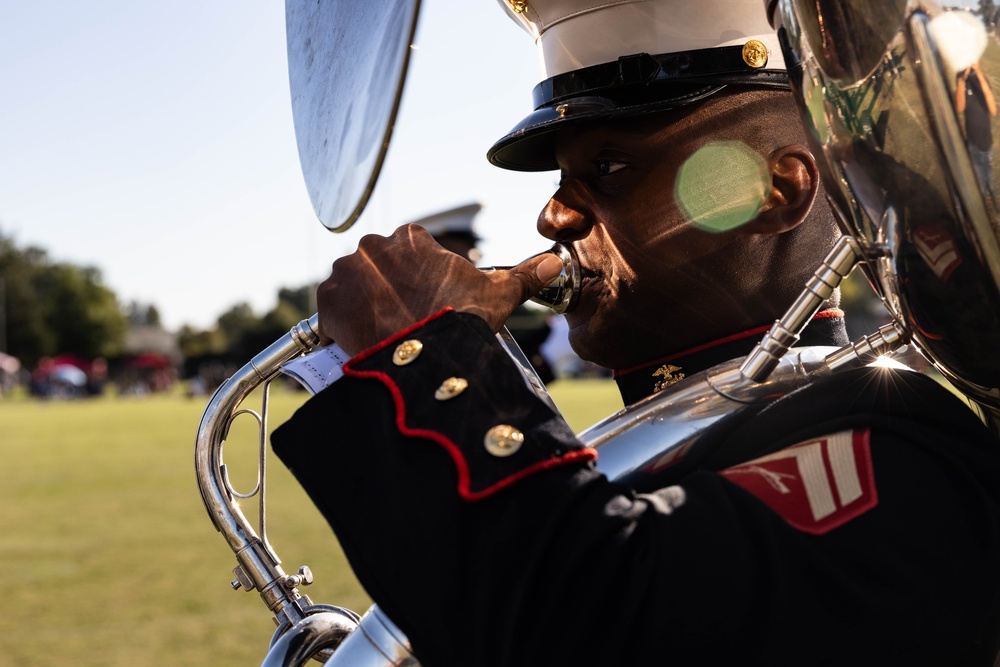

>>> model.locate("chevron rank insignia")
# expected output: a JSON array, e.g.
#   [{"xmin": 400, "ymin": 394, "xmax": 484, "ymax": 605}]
[{"xmin": 718, "ymin": 428, "xmax": 878, "ymax": 535}]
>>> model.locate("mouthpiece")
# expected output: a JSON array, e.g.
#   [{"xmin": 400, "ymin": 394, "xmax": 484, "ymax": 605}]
[{"xmin": 484, "ymin": 243, "xmax": 580, "ymax": 314}]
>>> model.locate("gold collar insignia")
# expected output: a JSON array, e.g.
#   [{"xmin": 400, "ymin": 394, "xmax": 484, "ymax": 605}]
[{"xmin": 652, "ymin": 364, "xmax": 685, "ymax": 392}]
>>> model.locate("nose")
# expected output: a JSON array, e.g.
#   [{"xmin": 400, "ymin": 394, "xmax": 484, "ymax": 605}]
[{"xmin": 537, "ymin": 184, "xmax": 593, "ymax": 242}]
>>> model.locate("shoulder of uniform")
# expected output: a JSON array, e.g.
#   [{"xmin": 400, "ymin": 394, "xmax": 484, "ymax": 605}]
[{"xmin": 714, "ymin": 364, "xmax": 990, "ymax": 467}]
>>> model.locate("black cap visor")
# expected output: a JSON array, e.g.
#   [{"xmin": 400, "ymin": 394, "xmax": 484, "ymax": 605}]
[{"xmin": 488, "ymin": 47, "xmax": 789, "ymax": 172}]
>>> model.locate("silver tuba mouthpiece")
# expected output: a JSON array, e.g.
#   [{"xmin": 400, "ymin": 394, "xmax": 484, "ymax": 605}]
[{"xmin": 483, "ymin": 242, "xmax": 581, "ymax": 314}]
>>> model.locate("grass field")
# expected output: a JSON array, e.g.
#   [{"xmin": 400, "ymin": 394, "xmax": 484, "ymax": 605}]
[{"xmin": 0, "ymin": 378, "xmax": 621, "ymax": 667}]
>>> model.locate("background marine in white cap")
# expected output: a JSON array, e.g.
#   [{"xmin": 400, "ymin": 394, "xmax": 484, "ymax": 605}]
[
  {"xmin": 412, "ymin": 201, "xmax": 557, "ymax": 383},
  {"xmin": 273, "ymin": 0, "xmax": 1000, "ymax": 664}
]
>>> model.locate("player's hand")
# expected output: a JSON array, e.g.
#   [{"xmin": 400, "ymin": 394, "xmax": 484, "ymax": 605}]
[{"xmin": 316, "ymin": 224, "xmax": 563, "ymax": 356}]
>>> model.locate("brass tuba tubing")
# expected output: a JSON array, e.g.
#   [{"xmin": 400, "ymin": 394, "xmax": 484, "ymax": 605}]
[
  {"xmin": 195, "ymin": 316, "xmax": 327, "ymax": 623},
  {"xmin": 259, "ymin": 611, "xmax": 359, "ymax": 667}
]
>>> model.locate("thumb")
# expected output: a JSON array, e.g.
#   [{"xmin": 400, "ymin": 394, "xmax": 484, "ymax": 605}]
[{"xmin": 506, "ymin": 252, "xmax": 564, "ymax": 303}]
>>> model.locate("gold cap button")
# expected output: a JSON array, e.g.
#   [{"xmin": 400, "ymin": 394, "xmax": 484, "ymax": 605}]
[
  {"xmin": 392, "ymin": 339, "xmax": 423, "ymax": 366},
  {"xmin": 435, "ymin": 377, "xmax": 468, "ymax": 401},
  {"xmin": 742, "ymin": 40, "xmax": 768, "ymax": 69},
  {"xmin": 508, "ymin": 0, "xmax": 528, "ymax": 13},
  {"xmin": 484, "ymin": 425, "xmax": 524, "ymax": 457}
]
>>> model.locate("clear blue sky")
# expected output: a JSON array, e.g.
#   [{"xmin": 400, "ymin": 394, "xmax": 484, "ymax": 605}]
[{"xmin": 0, "ymin": 0, "xmax": 556, "ymax": 331}]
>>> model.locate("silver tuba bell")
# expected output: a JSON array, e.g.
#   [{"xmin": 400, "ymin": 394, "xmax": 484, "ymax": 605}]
[
  {"xmin": 195, "ymin": 0, "xmax": 1000, "ymax": 664},
  {"xmin": 764, "ymin": 0, "xmax": 1000, "ymax": 427}
]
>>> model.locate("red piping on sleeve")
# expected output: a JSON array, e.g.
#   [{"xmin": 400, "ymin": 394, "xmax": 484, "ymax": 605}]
[
  {"xmin": 342, "ymin": 308, "xmax": 598, "ymax": 501},
  {"xmin": 344, "ymin": 307, "xmax": 455, "ymax": 368}
]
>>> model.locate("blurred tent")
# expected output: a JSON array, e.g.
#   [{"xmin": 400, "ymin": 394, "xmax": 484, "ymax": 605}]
[
  {"xmin": 124, "ymin": 325, "xmax": 181, "ymax": 362},
  {"xmin": 50, "ymin": 364, "xmax": 87, "ymax": 387},
  {"xmin": 125, "ymin": 352, "xmax": 174, "ymax": 370},
  {"xmin": 50, "ymin": 354, "xmax": 90, "ymax": 371}
]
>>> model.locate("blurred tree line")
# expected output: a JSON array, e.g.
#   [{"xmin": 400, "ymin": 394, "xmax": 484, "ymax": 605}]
[
  {"xmin": 980, "ymin": 0, "xmax": 1000, "ymax": 31},
  {"xmin": 0, "ymin": 231, "xmax": 127, "ymax": 368},
  {"xmin": 176, "ymin": 285, "xmax": 313, "ymax": 376},
  {"xmin": 0, "ymin": 229, "xmax": 314, "ymax": 375}
]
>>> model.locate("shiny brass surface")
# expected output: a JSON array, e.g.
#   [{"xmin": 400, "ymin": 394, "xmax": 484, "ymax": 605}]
[
  {"xmin": 742, "ymin": 39, "xmax": 769, "ymax": 68},
  {"xmin": 434, "ymin": 377, "xmax": 468, "ymax": 400},
  {"xmin": 286, "ymin": 0, "xmax": 421, "ymax": 231},
  {"xmin": 769, "ymin": 0, "xmax": 1000, "ymax": 423},
  {"xmin": 193, "ymin": 314, "xmax": 365, "ymax": 663},
  {"xmin": 741, "ymin": 235, "xmax": 861, "ymax": 382},
  {"xmin": 484, "ymin": 424, "xmax": 525, "ymax": 457},
  {"xmin": 392, "ymin": 340, "xmax": 423, "ymax": 366},
  {"xmin": 483, "ymin": 243, "xmax": 581, "ymax": 315}
]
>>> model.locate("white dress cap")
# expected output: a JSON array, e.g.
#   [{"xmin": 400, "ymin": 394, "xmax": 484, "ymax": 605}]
[
  {"xmin": 488, "ymin": 0, "xmax": 789, "ymax": 171},
  {"xmin": 409, "ymin": 202, "xmax": 483, "ymax": 238},
  {"xmin": 497, "ymin": 0, "xmax": 785, "ymax": 80}
]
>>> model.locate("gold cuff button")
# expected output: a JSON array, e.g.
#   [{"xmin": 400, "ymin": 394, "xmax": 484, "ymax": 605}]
[
  {"xmin": 435, "ymin": 377, "xmax": 468, "ymax": 401},
  {"xmin": 392, "ymin": 339, "xmax": 423, "ymax": 366},
  {"xmin": 742, "ymin": 40, "xmax": 768, "ymax": 69},
  {"xmin": 508, "ymin": 0, "xmax": 528, "ymax": 13},
  {"xmin": 484, "ymin": 425, "xmax": 524, "ymax": 457}
]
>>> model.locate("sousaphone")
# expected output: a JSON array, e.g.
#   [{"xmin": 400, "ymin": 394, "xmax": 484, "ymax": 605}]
[{"xmin": 195, "ymin": 1, "xmax": 1000, "ymax": 664}]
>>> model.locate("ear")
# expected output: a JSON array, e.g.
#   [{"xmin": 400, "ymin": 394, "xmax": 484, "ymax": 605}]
[{"xmin": 742, "ymin": 144, "xmax": 819, "ymax": 235}]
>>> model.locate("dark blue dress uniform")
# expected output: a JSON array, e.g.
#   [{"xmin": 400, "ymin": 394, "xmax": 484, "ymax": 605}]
[{"xmin": 272, "ymin": 309, "xmax": 1000, "ymax": 666}]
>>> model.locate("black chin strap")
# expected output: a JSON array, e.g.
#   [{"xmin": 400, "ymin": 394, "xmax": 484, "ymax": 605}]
[{"xmin": 533, "ymin": 47, "xmax": 790, "ymax": 110}]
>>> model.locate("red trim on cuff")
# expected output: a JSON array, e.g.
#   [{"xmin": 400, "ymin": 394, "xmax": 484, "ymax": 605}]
[
  {"xmin": 344, "ymin": 307, "xmax": 454, "ymax": 369},
  {"xmin": 344, "ymin": 361, "xmax": 597, "ymax": 502}
]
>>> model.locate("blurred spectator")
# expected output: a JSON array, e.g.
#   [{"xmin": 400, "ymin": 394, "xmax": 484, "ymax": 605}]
[
  {"xmin": 85, "ymin": 357, "xmax": 108, "ymax": 397},
  {"xmin": 0, "ymin": 352, "xmax": 21, "ymax": 395},
  {"xmin": 30, "ymin": 357, "xmax": 54, "ymax": 398}
]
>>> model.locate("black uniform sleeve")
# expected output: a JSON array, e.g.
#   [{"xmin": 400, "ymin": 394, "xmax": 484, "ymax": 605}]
[
  {"xmin": 273, "ymin": 313, "xmax": 1000, "ymax": 666},
  {"xmin": 272, "ymin": 309, "xmax": 601, "ymax": 664}
]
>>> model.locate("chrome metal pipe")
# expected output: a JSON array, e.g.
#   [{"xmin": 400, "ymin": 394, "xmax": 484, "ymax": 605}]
[{"xmin": 483, "ymin": 243, "xmax": 580, "ymax": 314}]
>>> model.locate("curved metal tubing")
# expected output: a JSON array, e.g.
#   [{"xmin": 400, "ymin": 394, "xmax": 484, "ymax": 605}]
[
  {"xmin": 194, "ymin": 315, "xmax": 324, "ymax": 626},
  {"xmin": 321, "ymin": 606, "xmax": 419, "ymax": 667},
  {"xmin": 261, "ymin": 611, "xmax": 359, "ymax": 667}
]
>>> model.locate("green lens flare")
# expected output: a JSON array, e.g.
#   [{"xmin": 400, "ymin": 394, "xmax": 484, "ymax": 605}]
[{"xmin": 675, "ymin": 141, "xmax": 771, "ymax": 232}]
